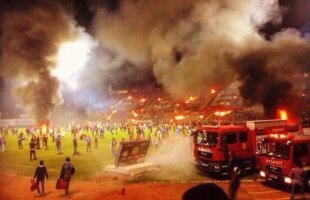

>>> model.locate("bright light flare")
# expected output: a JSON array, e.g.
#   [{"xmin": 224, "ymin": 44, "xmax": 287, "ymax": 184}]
[
  {"xmin": 211, "ymin": 89, "xmax": 216, "ymax": 94},
  {"xmin": 52, "ymin": 30, "xmax": 97, "ymax": 90}
]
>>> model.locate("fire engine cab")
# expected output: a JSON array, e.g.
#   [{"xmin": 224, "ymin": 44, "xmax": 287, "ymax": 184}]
[
  {"xmin": 193, "ymin": 125, "xmax": 256, "ymax": 175},
  {"xmin": 192, "ymin": 119, "xmax": 291, "ymax": 176},
  {"xmin": 257, "ymin": 132, "xmax": 310, "ymax": 188}
]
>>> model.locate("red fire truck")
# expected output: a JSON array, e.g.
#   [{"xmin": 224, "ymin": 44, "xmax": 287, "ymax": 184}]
[
  {"xmin": 257, "ymin": 132, "xmax": 310, "ymax": 188},
  {"xmin": 193, "ymin": 125, "xmax": 256, "ymax": 175},
  {"xmin": 192, "ymin": 119, "xmax": 288, "ymax": 175}
]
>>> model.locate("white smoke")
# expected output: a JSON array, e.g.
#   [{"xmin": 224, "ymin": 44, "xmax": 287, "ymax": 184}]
[{"xmin": 146, "ymin": 136, "xmax": 197, "ymax": 179}]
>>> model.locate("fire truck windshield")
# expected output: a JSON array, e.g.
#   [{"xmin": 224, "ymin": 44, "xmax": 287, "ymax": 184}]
[
  {"xmin": 263, "ymin": 141, "xmax": 291, "ymax": 159},
  {"xmin": 196, "ymin": 131, "xmax": 218, "ymax": 146}
]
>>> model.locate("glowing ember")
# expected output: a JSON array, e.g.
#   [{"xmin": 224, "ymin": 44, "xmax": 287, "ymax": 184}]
[
  {"xmin": 127, "ymin": 96, "xmax": 132, "ymax": 100},
  {"xmin": 158, "ymin": 98, "xmax": 162, "ymax": 102},
  {"xmin": 199, "ymin": 115, "xmax": 204, "ymax": 119},
  {"xmin": 211, "ymin": 89, "xmax": 216, "ymax": 94}
]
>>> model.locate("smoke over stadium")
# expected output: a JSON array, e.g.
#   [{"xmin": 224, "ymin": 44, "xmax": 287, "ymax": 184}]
[
  {"xmin": 0, "ymin": 0, "xmax": 309, "ymax": 120},
  {"xmin": 0, "ymin": 1, "xmax": 75, "ymax": 121}
]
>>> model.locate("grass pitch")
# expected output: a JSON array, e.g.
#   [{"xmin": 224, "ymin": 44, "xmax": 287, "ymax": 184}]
[{"xmin": 0, "ymin": 129, "xmax": 131, "ymax": 180}]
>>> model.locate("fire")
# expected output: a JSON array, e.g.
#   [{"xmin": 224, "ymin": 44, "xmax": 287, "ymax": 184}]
[
  {"xmin": 189, "ymin": 96, "xmax": 197, "ymax": 101},
  {"xmin": 185, "ymin": 96, "xmax": 198, "ymax": 104},
  {"xmin": 211, "ymin": 89, "xmax": 216, "ymax": 94},
  {"xmin": 132, "ymin": 110, "xmax": 139, "ymax": 117},
  {"xmin": 214, "ymin": 110, "xmax": 232, "ymax": 117},
  {"xmin": 175, "ymin": 115, "xmax": 186, "ymax": 121},
  {"xmin": 139, "ymin": 98, "xmax": 146, "ymax": 103},
  {"xmin": 42, "ymin": 125, "xmax": 47, "ymax": 133},
  {"xmin": 278, "ymin": 110, "xmax": 288, "ymax": 120}
]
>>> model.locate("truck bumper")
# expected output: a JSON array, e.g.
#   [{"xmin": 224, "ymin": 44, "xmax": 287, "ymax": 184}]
[
  {"xmin": 259, "ymin": 170, "xmax": 291, "ymax": 184},
  {"xmin": 195, "ymin": 159, "xmax": 229, "ymax": 175}
]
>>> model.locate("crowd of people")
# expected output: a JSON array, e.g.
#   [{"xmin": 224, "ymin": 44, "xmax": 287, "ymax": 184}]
[
  {"xmin": 0, "ymin": 119, "xmax": 309, "ymax": 200},
  {"xmin": 0, "ymin": 120, "xmax": 199, "ymax": 160}
]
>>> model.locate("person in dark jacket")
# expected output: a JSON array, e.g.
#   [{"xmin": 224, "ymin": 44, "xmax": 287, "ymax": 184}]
[
  {"xmin": 59, "ymin": 157, "xmax": 75, "ymax": 198},
  {"xmin": 29, "ymin": 139, "xmax": 37, "ymax": 161},
  {"xmin": 33, "ymin": 160, "xmax": 48, "ymax": 196}
]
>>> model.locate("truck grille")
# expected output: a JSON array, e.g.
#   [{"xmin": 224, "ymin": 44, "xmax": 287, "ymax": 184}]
[
  {"xmin": 197, "ymin": 151, "xmax": 212, "ymax": 159},
  {"xmin": 266, "ymin": 165, "xmax": 282, "ymax": 173}
]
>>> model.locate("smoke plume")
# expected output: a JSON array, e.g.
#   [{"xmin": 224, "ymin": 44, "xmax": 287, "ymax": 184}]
[
  {"xmin": 92, "ymin": 0, "xmax": 309, "ymax": 115},
  {"xmin": 93, "ymin": 0, "xmax": 282, "ymax": 98},
  {"xmin": 0, "ymin": 1, "xmax": 75, "ymax": 121},
  {"xmin": 231, "ymin": 30, "xmax": 310, "ymax": 116}
]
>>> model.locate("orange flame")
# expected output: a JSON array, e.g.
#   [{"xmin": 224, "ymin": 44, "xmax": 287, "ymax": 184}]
[
  {"xmin": 139, "ymin": 98, "xmax": 146, "ymax": 103},
  {"xmin": 175, "ymin": 115, "xmax": 186, "ymax": 121},
  {"xmin": 214, "ymin": 110, "xmax": 232, "ymax": 117},
  {"xmin": 42, "ymin": 125, "xmax": 47, "ymax": 133},
  {"xmin": 132, "ymin": 110, "xmax": 139, "ymax": 117},
  {"xmin": 278, "ymin": 110, "xmax": 288, "ymax": 120}
]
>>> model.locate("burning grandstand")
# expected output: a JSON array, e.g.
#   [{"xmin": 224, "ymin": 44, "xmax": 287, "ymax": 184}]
[{"xmin": 0, "ymin": 0, "xmax": 309, "ymax": 126}]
